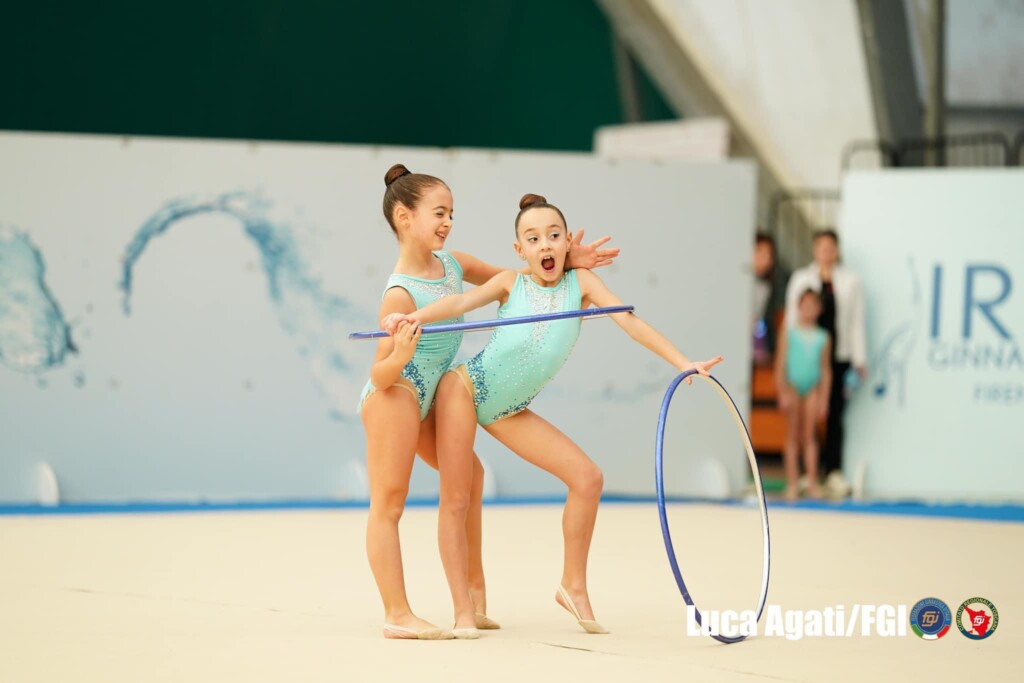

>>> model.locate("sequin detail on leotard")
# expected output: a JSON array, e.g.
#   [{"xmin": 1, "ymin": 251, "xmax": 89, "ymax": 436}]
[
  {"xmin": 458, "ymin": 271, "xmax": 581, "ymax": 425},
  {"xmin": 400, "ymin": 360, "xmax": 427, "ymax": 407},
  {"xmin": 357, "ymin": 251, "xmax": 464, "ymax": 420}
]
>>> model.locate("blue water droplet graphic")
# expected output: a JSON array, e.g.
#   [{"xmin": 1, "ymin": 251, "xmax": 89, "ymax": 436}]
[
  {"xmin": 119, "ymin": 192, "xmax": 372, "ymax": 419},
  {"xmin": 0, "ymin": 228, "xmax": 77, "ymax": 373}
]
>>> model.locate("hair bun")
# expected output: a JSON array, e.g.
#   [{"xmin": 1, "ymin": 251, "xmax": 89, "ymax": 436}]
[
  {"xmin": 519, "ymin": 193, "xmax": 547, "ymax": 210},
  {"xmin": 385, "ymin": 164, "xmax": 412, "ymax": 187}
]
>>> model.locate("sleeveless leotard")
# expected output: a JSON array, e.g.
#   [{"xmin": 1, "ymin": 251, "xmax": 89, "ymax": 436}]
[
  {"xmin": 785, "ymin": 326, "xmax": 828, "ymax": 397},
  {"xmin": 358, "ymin": 251, "xmax": 464, "ymax": 420},
  {"xmin": 456, "ymin": 270, "xmax": 582, "ymax": 425}
]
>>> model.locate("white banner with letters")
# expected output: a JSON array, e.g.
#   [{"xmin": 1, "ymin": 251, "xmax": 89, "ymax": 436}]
[{"xmin": 841, "ymin": 170, "xmax": 1024, "ymax": 500}]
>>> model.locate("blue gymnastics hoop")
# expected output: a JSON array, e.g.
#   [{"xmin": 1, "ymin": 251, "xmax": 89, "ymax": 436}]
[
  {"xmin": 655, "ymin": 370, "xmax": 771, "ymax": 644},
  {"xmin": 348, "ymin": 305, "xmax": 635, "ymax": 340}
]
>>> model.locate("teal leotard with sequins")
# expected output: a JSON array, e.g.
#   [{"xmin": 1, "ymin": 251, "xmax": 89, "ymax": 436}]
[
  {"xmin": 358, "ymin": 251, "xmax": 464, "ymax": 420},
  {"xmin": 458, "ymin": 270, "xmax": 582, "ymax": 426}
]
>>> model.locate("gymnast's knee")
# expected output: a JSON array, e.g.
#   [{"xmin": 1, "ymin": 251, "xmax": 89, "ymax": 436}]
[
  {"xmin": 370, "ymin": 486, "xmax": 409, "ymax": 524},
  {"xmin": 440, "ymin": 488, "xmax": 473, "ymax": 520},
  {"xmin": 572, "ymin": 463, "xmax": 604, "ymax": 500}
]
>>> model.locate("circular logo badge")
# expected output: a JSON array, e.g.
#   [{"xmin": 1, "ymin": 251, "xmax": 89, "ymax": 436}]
[
  {"xmin": 910, "ymin": 598, "xmax": 952, "ymax": 640},
  {"xmin": 956, "ymin": 598, "xmax": 998, "ymax": 640}
]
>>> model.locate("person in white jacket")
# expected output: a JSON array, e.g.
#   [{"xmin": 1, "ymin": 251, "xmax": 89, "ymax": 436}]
[{"xmin": 784, "ymin": 230, "xmax": 867, "ymax": 497}]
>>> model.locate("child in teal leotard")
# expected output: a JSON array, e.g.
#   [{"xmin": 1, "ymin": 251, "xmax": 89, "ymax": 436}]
[
  {"xmin": 775, "ymin": 288, "xmax": 833, "ymax": 501},
  {"xmin": 383, "ymin": 193, "xmax": 722, "ymax": 635},
  {"xmin": 361, "ymin": 166, "xmax": 620, "ymax": 641}
]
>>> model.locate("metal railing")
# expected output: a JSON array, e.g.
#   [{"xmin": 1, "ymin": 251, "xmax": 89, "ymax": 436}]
[
  {"xmin": 897, "ymin": 132, "xmax": 1012, "ymax": 167},
  {"xmin": 774, "ymin": 130, "xmax": 1022, "ymax": 278},
  {"xmin": 841, "ymin": 132, "xmax": 1014, "ymax": 170},
  {"xmin": 841, "ymin": 139, "xmax": 898, "ymax": 170}
]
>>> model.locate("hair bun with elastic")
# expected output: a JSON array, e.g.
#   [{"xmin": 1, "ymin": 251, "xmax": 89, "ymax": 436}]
[
  {"xmin": 385, "ymin": 164, "xmax": 412, "ymax": 187},
  {"xmin": 519, "ymin": 193, "xmax": 547, "ymax": 210}
]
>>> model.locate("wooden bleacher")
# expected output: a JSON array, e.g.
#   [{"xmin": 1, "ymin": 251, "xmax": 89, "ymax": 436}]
[{"xmin": 750, "ymin": 364, "xmax": 786, "ymax": 454}]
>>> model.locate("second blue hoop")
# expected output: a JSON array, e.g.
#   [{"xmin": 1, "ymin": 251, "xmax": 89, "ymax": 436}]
[{"xmin": 654, "ymin": 370, "xmax": 771, "ymax": 644}]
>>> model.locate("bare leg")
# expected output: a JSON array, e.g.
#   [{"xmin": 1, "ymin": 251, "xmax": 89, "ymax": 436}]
[
  {"xmin": 781, "ymin": 393, "xmax": 802, "ymax": 501},
  {"xmin": 361, "ymin": 386, "xmax": 441, "ymax": 636},
  {"xmin": 417, "ymin": 413, "xmax": 489, "ymax": 616},
  {"xmin": 801, "ymin": 390, "xmax": 822, "ymax": 498},
  {"xmin": 484, "ymin": 410, "xmax": 604, "ymax": 622},
  {"xmin": 433, "ymin": 372, "xmax": 479, "ymax": 630}
]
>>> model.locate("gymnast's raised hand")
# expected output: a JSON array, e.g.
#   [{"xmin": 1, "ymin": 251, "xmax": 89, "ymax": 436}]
[{"xmin": 566, "ymin": 228, "xmax": 618, "ymax": 269}]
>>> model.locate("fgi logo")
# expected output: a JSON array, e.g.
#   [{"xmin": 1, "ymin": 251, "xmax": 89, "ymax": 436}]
[{"xmin": 874, "ymin": 260, "xmax": 1022, "ymax": 406}]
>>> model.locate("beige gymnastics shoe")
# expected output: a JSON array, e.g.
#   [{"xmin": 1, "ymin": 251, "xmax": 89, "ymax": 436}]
[
  {"xmin": 556, "ymin": 585, "xmax": 609, "ymax": 635},
  {"xmin": 383, "ymin": 623, "xmax": 454, "ymax": 640},
  {"xmin": 474, "ymin": 613, "xmax": 501, "ymax": 630}
]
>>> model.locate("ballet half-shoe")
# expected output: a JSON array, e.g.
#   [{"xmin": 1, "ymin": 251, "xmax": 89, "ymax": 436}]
[
  {"xmin": 452, "ymin": 626, "xmax": 481, "ymax": 640},
  {"xmin": 383, "ymin": 623, "xmax": 454, "ymax": 640},
  {"xmin": 474, "ymin": 613, "xmax": 501, "ymax": 630},
  {"xmin": 556, "ymin": 585, "xmax": 610, "ymax": 635}
]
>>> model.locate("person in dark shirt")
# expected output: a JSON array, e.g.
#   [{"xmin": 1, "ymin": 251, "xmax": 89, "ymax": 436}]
[{"xmin": 752, "ymin": 232, "xmax": 787, "ymax": 365}]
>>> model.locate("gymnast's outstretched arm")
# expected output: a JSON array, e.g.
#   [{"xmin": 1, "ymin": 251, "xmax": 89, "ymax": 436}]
[
  {"xmin": 381, "ymin": 270, "xmax": 517, "ymax": 333},
  {"xmin": 576, "ymin": 268, "xmax": 723, "ymax": 384}
]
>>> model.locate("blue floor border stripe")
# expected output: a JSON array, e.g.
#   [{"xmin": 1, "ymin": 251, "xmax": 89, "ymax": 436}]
[{"xmin": 1, "ymin": 495, "xmax": 1023, "ymax": 522}]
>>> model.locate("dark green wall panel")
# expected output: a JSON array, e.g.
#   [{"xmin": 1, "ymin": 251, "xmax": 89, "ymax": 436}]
[{"xmin": 1, "ymin": 1, "xmax": 674, "ymax": 150}]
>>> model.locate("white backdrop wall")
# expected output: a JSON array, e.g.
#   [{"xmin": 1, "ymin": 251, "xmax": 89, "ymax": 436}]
[
  {"xmin": 841, "ymin": 170, "xmax": 1024, "ymax": 500},
  {"xmin": 0, "ymin": 132, "xmax": 756, "ymax": 504}
]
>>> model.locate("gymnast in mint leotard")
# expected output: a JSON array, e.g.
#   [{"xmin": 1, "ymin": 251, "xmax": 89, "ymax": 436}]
[
  {"xmin": 382, "ymin": 193, "xmax": 723, "ymax": 635},
  {"xmin": 358, "ymin": 251, "xmax": 465, "ymax": 420},
  {"xmin": 457, "ymin": 269, "xmax": 582, "ymax": 425},
  {"xmin": 775, "ymin": 287, "xmax": 833, "ymax": 501},
  {"xmin": 785, "ymin": 325, "xmax": 828, "ymax": 397}
]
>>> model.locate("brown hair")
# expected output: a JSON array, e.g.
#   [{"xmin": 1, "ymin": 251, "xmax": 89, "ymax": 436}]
[
  {"xmin": 514, "ymin": 193, "xmax": 568, "ymax": 235},
  {"xmin": 382, "ymin": 163, "xmax": 447, "ymax": 234},
  {"xmin": 813, "ymin": 228, "xmax": 839, "ymax": 244},
  {"xmin": 799, "ymin": 287, "xmax": 821, "ymax": 303}
]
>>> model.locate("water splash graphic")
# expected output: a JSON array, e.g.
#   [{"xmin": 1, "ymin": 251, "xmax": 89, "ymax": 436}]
[
  {"xmin": 119, "ymin": 192, "xmax": 372, "ymax": 418},
  {"xmin": 0, "ymin": 227, "xmax": 76, "ymax": 373},
  {"xmin": 872, "ymin": 257, "xmax": 921, "ymax": 406}
]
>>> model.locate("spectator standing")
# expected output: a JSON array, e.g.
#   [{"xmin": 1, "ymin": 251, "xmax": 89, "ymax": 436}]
[
  {"xmin": 784, "ymin": 230, "xmax": 866, "ymax": 497},
  {"xmin": 752, "ymin": 232, "xmax": 787, "ymax": 366}
]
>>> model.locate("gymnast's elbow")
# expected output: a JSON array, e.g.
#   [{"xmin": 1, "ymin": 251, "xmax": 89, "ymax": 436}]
[
  {"xmin": 455, "ymin": 294, "xmax": 473, "ymax": 316},
  {"xmin": 370, "ymin": 361, "xmax": 403, "ymax": 391},
  {"xmin": 369, "ymin": 370, "xmax": 393, "ymax": 391}
]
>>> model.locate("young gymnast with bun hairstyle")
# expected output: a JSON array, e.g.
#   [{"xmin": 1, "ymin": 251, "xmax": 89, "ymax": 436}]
[
  {"xmin": 383, "ymin": 193, "xmax": 722, "ymax": 634},
  {"xmin": 360, "ymin": 169, "xmax": 619, "ymax": 640}
]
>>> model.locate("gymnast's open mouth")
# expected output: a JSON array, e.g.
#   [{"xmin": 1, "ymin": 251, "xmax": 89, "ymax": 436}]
[{"xmin": 541, "ymin": 256, "xmax": 555, "ymax": 272}]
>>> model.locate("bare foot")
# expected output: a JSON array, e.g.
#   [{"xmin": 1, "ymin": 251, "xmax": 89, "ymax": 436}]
[{"xmin": 783, "ymin": 484, "xmax": 799, "ymax": 502}]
